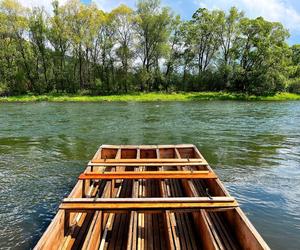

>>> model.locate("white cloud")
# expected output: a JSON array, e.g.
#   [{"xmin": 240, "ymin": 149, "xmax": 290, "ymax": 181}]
[{"xmin": 194, "ymin": 0, "xmax": 300, "ymax": 32}]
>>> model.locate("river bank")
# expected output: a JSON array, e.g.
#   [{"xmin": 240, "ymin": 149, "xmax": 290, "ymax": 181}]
[{"xmin": 1, "ymin": 92, "xmax": 300, "ymax": 102}]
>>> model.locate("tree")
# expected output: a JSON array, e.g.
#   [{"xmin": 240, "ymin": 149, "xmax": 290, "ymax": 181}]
[
  {"xmin": 111, "ymin": 5, "xmax": 135, "ymax": 92},
  {"xmin": 0, "ymin": 0, "xmax": 296, "ymax": 96},
  {"xmin": 80, "ymin": 3, "xmax": 103, "ymax": 90},
  {"xmin": 286, "ymin": 45, "xmax": 300, "ymax": 93},
  {"xmin": 97, "ymin": 11, "xmax": 116, "ymax": 93},
  {"xmin": 0, "ymin": 0, "xmax": 34, "ymax": 93},
  {"xmin": 191, "ymin": 8, "xmax": 223, "ymax": 75},
  {"xmin": 163, "ymin": 14, "xmax": 181, "ymax": 91},
  {"xmin": 234, "ymin": 17, "xmax": 289, "ymax": 94},
  {"xmin": 47, "ymin": 0, "xmax": 70, "ymax": 92},
  {"xmin": 63, "ymin": 0, "xmax": 88, "ymax": 91},
  {"xmin": 178, "ymin": 21, "xmax": 195, "ymax": 89},
  {"xmin": 29, "ymin": 7, "xmax": 50, "ymax": 93},
  {"xmin": 135, "ymin": 0, "xmax": 172, "ymax": 91},
  {"xmin": 218, "ymin": 7, "xmax": 244, "ymax": 88},
  {"xmin": 290, "ymin": 45, "xmax": 300, "ymax": 65}
]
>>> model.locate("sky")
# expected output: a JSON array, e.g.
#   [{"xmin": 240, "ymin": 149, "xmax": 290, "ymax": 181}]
[{"xmin": 18, "ymin": 0, "xmax": 300, "ymax": 44}]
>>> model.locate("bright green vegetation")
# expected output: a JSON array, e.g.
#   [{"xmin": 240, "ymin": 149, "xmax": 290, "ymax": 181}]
[
  {"xmin": 1, "ymin": 0, "xmax": 300, "ymax": 97},
  {"xmin": 1, "ymin": 92, "xmax": 300, "ymax": 102}
]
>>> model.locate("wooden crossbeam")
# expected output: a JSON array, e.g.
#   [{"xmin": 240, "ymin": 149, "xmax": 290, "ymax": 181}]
[
  {"xmin": 60, "ymin": 197, "xmax": 238, "ymax": 212},
  {"xmin": 88, "ymin": 161, "xmax": 207, "ymax": 167},
  {"xmin": 91, "ymin": 158, "xmax": 203, "ymax": 163},
  {"xmin": 79, "ymin": 171, "xmax": 217, "ymax": 180},
  {"xmin": 61, "ymin": 197, "xmax": 238, "ymax": 234}
]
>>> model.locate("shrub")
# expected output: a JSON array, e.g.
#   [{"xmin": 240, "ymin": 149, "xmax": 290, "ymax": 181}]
[{"xmin": 287, "ymin": 78, "xmax": 300, "ymax": 94}]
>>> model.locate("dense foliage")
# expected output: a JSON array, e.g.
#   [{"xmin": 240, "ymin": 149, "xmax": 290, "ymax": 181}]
[{"xmin": 0, "ymin": 0, "xmax": 299, "ymax": 95}]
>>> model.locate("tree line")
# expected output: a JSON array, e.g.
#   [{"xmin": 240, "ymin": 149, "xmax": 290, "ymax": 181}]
[{"xmin": 0, "ymin": 0, "xmax": 300, "ymax": 96}]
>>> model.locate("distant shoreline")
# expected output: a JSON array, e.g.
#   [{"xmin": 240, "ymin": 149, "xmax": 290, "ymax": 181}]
[{"xmin": 1, "ymin": 92, "xmax": 300, "ymax": 102}]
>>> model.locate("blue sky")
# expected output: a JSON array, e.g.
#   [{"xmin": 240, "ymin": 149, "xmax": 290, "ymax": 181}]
[
  {"xmin": 19, "ymin": 0, "xmax": 300, "ymax": 44},
  {"xmin": 86, "ymin": 0, "xmax": 300, "ymax": 44}
]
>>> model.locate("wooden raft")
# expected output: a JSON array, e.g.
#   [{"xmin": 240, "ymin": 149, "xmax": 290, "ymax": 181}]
[{"xmin": 35, "ymin": 144, "xmax": 270, "ymax": 250}]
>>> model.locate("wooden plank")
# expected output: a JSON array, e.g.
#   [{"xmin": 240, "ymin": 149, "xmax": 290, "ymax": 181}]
[
  {"xmin": 60, "ymin": 197, "xmax": 238, "ymax": 212},
  {"xmin": 81, "ymin": 211, "xmax": 102, "ymax": 250},
  {"xmin": 59, "ymin": 170, "xmax": 102, "ymax": 249},
  {"xmin": 191, "ymin": 146, "xmax": 269, "ymax": 249},
  {"xmin": 88, "ymin": 161, "xmax": 207, "ymax": 167},
  {"xmin": 158, "ymin": 161, "xmax": 177, "ymax": 249},
  {"xmin": 91, "ymin": 158, "xmax": 203, "ymax": 163},
  {"xmin": 171, "ymin": 179, "xmax": 194, "ymax": 250},
  {"xmin": 79, "ymin": 171, "xmax": 217, "ymax": 180},
  {"xmin": 126, "ymin": 211, "xmax": 136, "ymax": 250},
  {"xmin": 91, "ymin": 147, "xmax": 102, "ymax": 162},
  {"xmin": 138, "ymin": 177, "xmax": 146, "ymax": 250},
  {"xmin": 62, "ymin": 197, "xmax": 236, "ymax": 204},
  {"xmin": 175, "ymin": 147, "xmax": 221, "ymax": 250},
  {"xmin": 107, "ymin": 179, "xmax": 132, "ymax": 250},
  {"xmin": 99, "ymin": 185, "xmax": 123, "ymax": 249},
  {"xmin": 100, "ymin": 144, "xmax": 196, "ymax": 150},
  {"xmin": 34, "ymin": 166, "xmax": 97, "ymax": 249},
  {"xmin": 81, "ymin": 148, "xmax": 121, "ymax": 250},
  {"xmin": 64, "ymin": 210, "xmax": 70, "ymax": 236},
  {"xmin": 127, "ymin": 149, "xmax": 140, "ymax": 250}
]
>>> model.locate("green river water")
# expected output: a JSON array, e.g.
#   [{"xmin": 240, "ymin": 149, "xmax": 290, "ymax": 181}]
[{"xmin": 0, "ymin": 101, "xmax": 299, "ymax": 249}]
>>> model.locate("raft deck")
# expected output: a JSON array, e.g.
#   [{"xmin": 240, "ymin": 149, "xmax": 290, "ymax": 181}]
[{"xmin": 35, "ymin": 144, "xmax": 269, "ymax": 250}]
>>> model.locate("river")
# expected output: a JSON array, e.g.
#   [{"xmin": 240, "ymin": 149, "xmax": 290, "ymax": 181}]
[{"xmin": 0, "ymin": 101, "xmax": 299, "ymax": 249}]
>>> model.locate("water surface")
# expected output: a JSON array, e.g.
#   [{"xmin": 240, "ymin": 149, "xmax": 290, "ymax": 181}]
[{"xmin": 0, "ymin": 101, "xmax": 299, "ymax": 249}]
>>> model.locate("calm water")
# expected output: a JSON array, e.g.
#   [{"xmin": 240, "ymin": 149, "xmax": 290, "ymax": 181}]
[{"xmin": 0, "ymin": 101, "xmax": 300, "ymax": 249}]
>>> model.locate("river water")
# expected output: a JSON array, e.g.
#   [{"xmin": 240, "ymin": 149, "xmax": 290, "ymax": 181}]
[{"xmin": 0, "ymin": 101, "xmax": 299, "ymax": 249}]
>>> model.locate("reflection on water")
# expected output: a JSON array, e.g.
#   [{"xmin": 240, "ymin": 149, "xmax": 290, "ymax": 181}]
[{"xmin": 0, "ymin": 101, "xmax": 300, "ymax": 249}]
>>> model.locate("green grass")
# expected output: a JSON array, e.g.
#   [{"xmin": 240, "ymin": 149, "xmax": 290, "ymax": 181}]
[{"xmin": 1, "ymin": 92, "xmax": 300, "ymax": 102}]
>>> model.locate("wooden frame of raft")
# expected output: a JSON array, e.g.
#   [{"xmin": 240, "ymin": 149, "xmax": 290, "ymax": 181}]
[{"xmin": 35, "ymin": 144, "xmax": 270, "ymax": 250}]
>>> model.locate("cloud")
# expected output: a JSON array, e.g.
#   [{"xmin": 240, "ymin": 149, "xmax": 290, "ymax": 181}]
[{"xmin": 194, "ymin": 0, "xmax": 300, "ymax": 32}]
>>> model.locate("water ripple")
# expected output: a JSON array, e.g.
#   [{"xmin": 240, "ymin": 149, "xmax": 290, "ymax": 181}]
[{"xmin": 0, "ymin": 101, "xmax": 300, "ymax": 249}]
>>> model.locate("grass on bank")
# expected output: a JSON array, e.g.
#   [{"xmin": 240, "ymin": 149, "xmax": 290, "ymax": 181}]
[{"xmin": 1, "ymin": 92, "xmax": 300, "ymax": 102}]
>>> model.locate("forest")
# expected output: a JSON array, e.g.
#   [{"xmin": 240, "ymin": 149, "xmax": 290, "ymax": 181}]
[{"xmin": 1, "ymin": 0, "xmax": 300, "ymax": 96}]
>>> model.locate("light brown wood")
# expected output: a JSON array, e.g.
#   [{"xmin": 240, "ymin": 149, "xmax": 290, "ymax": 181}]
[
  {"xmin": 175, "ymin": 147, "xmax": 223, "ymax": 250},
  {"xmin": 91, "ymin": 158, "xmax": 203, "ymax": 163},
  {"xmin": 79, "ymin": 170, "xmax": 217, "ymax": 180},
  {"xmin": 88, "ymin": 161, "xmax": 207, "ymax": 167},
  {"xmin": 60, "ymin": 197, "xmax": 238, "ymax": 212},
  {"xmin": 35, "ymin": 144, "xmax": 270, "ymax": 250}
]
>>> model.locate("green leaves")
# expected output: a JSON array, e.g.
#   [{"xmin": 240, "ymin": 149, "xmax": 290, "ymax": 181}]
[
  {"xmin": 0, "ymin": 0, "xmax": 296, "ymax": 95},
  {"xmin": 134, "ymin": 0, "xmax": 173, "ymax": 90},
  {"xmin": 234, "ymin": 17, "xmax": 289, "ymax": 94}
]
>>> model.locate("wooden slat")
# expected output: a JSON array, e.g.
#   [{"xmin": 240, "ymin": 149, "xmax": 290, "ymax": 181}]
[
  {"xmin": 81, "ymin": 147, "xmax": 121, "ymax": 250},
  {"xmin": 60, "ymin": 197, "xmax": 238, "ymax": 212},
  {"xmin": 175, "ymin": 147, "xmax": 221, "ymax": 250},
  {"xmin": 79, "ymin": 171, "xmax": 217, "ymax": 180},
  {"xmin": 157, "ymin": 149, "xmax": 178, "ymax": 250},
  {"xmin": 88, "ymin": 161, "xmax": 207, "ymax": 167},
  {"xmin": 127, "ymin": 148, "xmax": 140, "ymax": 250},
  {"xmin": 91, "ymin": 158, "xmax": 203, "ymax": 163},
  {"xmin": 100, "ymin": 144, "xmax": 196, "ymax": 150}
]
